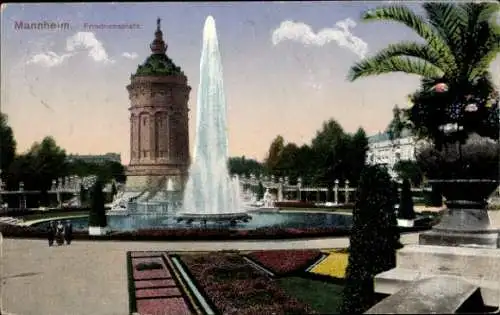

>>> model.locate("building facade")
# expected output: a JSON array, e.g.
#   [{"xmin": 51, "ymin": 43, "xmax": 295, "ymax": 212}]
[
  {"xmin": 125, "ymin": 18, "xmax": 191, "ymax": 192},
  {"xmin": 366, "ymin": 130, "xmax": 417, "ymax": 178},
  {"xmin": 66, "ymin": 153, "xmax": 121, "ymax": 164}
]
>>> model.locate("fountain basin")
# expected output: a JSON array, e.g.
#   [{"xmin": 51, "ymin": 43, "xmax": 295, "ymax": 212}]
[
  {"xmin": 175, "ymin": 212, "xmax": 252, "ymax": 225},
  {"xmin": 28, "ymin": 211, "xmax": 353, "ymax": 231}
]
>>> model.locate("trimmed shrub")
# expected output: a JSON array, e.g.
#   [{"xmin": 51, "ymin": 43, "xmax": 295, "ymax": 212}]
[
  {"xmin": 340, "ymin": 165, "xmax": 400, "ymax": 314},
  {"xmin": 79, "ymin": 184, "xmax": 86, "ymax": 206},
  {"xmin": 398, "ymin": 179, "xmax": 416, "ymax": 220},
  {"xmin": 256, "ymin": 181, "xmax": 265, "ymax": 201},
  {"xmin": 88, "ymin": 180, "xmax": 107, "ymax": 227}
]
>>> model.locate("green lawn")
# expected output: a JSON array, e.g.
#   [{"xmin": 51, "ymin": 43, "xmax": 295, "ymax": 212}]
[
  {"xmin": 277, "ymin": 277, "xmax": 344, "ymax": 314},
  {"xmin": 21, "ymin": 210, "xmax": 89, "ymax": 222}
]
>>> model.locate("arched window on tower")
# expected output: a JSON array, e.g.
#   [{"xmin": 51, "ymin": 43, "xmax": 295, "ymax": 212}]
[{"xmin": 155, "ymin": 113, "xmax": 161, "ymax": 158}]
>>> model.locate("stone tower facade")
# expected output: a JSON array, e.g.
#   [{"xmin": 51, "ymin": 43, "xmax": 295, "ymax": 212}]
[{"xmin": 125, "ymin": 18, "xmax": 191, "ymax": 192}]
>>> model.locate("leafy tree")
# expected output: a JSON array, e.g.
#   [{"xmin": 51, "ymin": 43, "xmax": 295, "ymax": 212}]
[
  {"xmin": 28, "ymin": 136, "xmax": 67, "ymax": 191},
  {"xmin": 398, "ymin": 178, "xmax": 416, "ymax": 220},
  {"xmin": 107, "ymin": 161, "xmax": 126, "ymax": 183},
  {"xmin": 88, "ymin": 180, "xmax": 107, "ymax": 227},
  {"xmin": 0, "ymin": 113, "xmax": 16, "ymax": 174},
  {"xmin": 5, "ymin": 154, "xmax": 34, "ymax": 190},
  {"xmin": 393, "ymin": 160, "xmax": 423, "ymax": 186},
  {"xmin": 344, "ymin": 128, "xmax": 369, "ymax": 186},
  {"xmin": 265, "ymin": 135, "xmax": 285, "ymax": 173},
  {"xmin": 386, "ymin": 105, "xmax": 409, "ymax": 142},
  {"xmin": 227, "ymin": 156, "xmax": 265, "ymax": 176},
  {"xmin": 67, "ymin": 160, "xmax": 126, "ymax": 183},
  {"xmin": 348, "ymin": 3, "xmax": 500, "ymax": 145},
  {"xmin": 266, "ymin": 141, "xmax": 314, "ymax": 185},
  {"xmin": 340, "ymin": 165, "xmax": 400, "ymax": 314},
  {"xmin": 6, "ymin": 136, "xmax": 67, "ymax": 192},
  {"xmin": 274, "ymin": 143, "xmax": 299, "ymax": 179},
  {"xmin": 293, "ymin": 145, "xmax": 314, "ymax": 185},
  {"xmin": 311, "ymin": 119, "xmax": 347, "ymax": 187}
]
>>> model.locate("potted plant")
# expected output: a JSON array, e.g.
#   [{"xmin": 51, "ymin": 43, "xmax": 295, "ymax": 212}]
[{"xmin": 413, "ymin": 84, "xmax": 500, "ymax": 247}]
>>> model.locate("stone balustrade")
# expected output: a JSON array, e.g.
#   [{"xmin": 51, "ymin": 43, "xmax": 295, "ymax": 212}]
[{"xmin": 237, "ymin": 173, "xmax": 435, "ymax": 205}]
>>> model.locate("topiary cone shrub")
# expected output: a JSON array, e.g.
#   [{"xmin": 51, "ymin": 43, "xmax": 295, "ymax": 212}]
[
  {"xmin": 340, "ymin": 165, "xmax": 401, "ymax": 314},
  {"xmin": 399, "ymin": 178, "xmax": 416, "ymax": 220},
  {"xmin": 257, "ymin": 181, "xmax": 265, "ymax": 201},
  {"xmin": 88, "ymin": 180, "xmax": 107, "ymax": 234}
]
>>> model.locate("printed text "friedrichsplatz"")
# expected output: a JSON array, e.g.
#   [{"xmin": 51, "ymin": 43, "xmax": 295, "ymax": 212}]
[{"xmin": 83, "ymin": 23, "xmax": 141, "ymax": 30}]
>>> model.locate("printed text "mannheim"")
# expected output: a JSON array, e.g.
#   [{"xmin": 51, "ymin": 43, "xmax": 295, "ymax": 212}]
[{"xmin": 14, "ymin": 21, "xmax": 70, "ymax": 30}]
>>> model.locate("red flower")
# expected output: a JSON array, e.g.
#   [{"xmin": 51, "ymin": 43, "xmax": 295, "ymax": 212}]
[
  {"xmin": 179, "ymin": 253, "xmax": 317, "ymax": 314},
  {"xmin": 247, "ymin": 250, "xmax": 323, "ymax": 275},
  {"xmin": 433, "ymin": 82, "xmax": 448, "ymax": 93}
]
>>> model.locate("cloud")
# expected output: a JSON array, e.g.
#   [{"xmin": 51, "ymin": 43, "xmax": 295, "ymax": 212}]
[
  {"xmin": 27, "ymin": 51, "xmax": 73, "ymax": 67},
  {"xmin": 271, "ymin": 18, "xmax": 368, "ymax": 59},
  {"xmin": 66, "ymin": 32, "xmax": 114, "ymax": 63},
  {"xmin": 122, "ymin": 52, "xmax": 138, "ymax": 60},
  {"xmin": 27, "ymin": 31, "xmax": 114, "ymax": 67}
]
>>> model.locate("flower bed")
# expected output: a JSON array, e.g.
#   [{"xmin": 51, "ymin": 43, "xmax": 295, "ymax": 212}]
[
  {"xmin": 127, "ymin": 252, "xmax": 197, "ymax": 315},
  {"xmin": 178, "ymin": 252, "xmax": 317, "ymax": 315},
  {"xmin": 135, "ymin": 287, "xmax": 181, "ymax": 299},
  {"xmin": 136, "ymin": 261, "xmax": 164, "ymax": 271},
  {"xmin": 0, "ymin": 222, "xmax": 431, "ymax": 241},
  {"xmin": 246, "ymin": 250, "xmax": 323, "ymax": 276},
  {"xmin": 132, "ymin": 257, "xmax": 171, "ymax": 280},
  {"xmin": 136, "ymin": 298, "xmax": 192, "ymax": 315},
  {"xmin": 135, "ymin": 279, "xmax": 176, "ymax": 289},
  {"xmin": 308, "ymin": 252, "xmax": 349, "ymax": 279}
]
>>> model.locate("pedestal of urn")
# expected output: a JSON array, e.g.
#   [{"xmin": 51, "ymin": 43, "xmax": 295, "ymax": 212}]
[{"xmin": 419, "ymin": 179, "xmax": 500, "ymax": 248}]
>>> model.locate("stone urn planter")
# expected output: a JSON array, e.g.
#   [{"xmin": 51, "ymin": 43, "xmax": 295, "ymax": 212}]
[{"xmin": 416, "ymin": 133, "xmax": 500, "ymax": 248}]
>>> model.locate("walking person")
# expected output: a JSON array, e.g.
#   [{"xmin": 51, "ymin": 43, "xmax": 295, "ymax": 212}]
[
  {"xmin": 56, "ymin": 220, "xmax": 64, "ymax": 245},
  {"xmin": 64, "ymin": 220, "xmax": 73, "ymax": 245},
  {"xmin": 47, "ymin": 221, "xmax": 55, "ymax": 247}
]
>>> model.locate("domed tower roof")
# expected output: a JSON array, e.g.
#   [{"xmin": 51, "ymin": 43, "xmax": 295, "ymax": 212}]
[{"xmin": 133, "ymin": 17, "xmax": 184, "ymax": 77}]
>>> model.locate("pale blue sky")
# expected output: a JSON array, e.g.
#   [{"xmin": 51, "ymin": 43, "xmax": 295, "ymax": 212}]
[{"xmin": 1, "ymin": 2, "xmax": 499, "ymax": 163}]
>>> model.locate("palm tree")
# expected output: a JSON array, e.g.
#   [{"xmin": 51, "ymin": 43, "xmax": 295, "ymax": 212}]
[
  {"xmin": 349, "ymin": 3, "xmax": 499, "ymax": 145},
  {"xmin": 348, "ymin": 3, "xmax": 499, "ymax": 90}
]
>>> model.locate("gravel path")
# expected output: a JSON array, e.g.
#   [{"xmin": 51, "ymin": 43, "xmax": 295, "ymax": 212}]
[{"xmin": 0, "ymin": 233, "xmax": 420, "ymax": 315}]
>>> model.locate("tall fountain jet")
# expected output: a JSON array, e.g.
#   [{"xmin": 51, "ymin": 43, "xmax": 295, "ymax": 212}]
[{"xmin": 179, "ymin": 16, "xmax": 247, "ymax": 222}]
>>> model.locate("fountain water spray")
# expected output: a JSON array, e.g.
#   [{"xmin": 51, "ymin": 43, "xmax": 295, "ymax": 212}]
[{"xmin": 180, "ymin": 16, "xmax": 246, "ymax": 219}]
